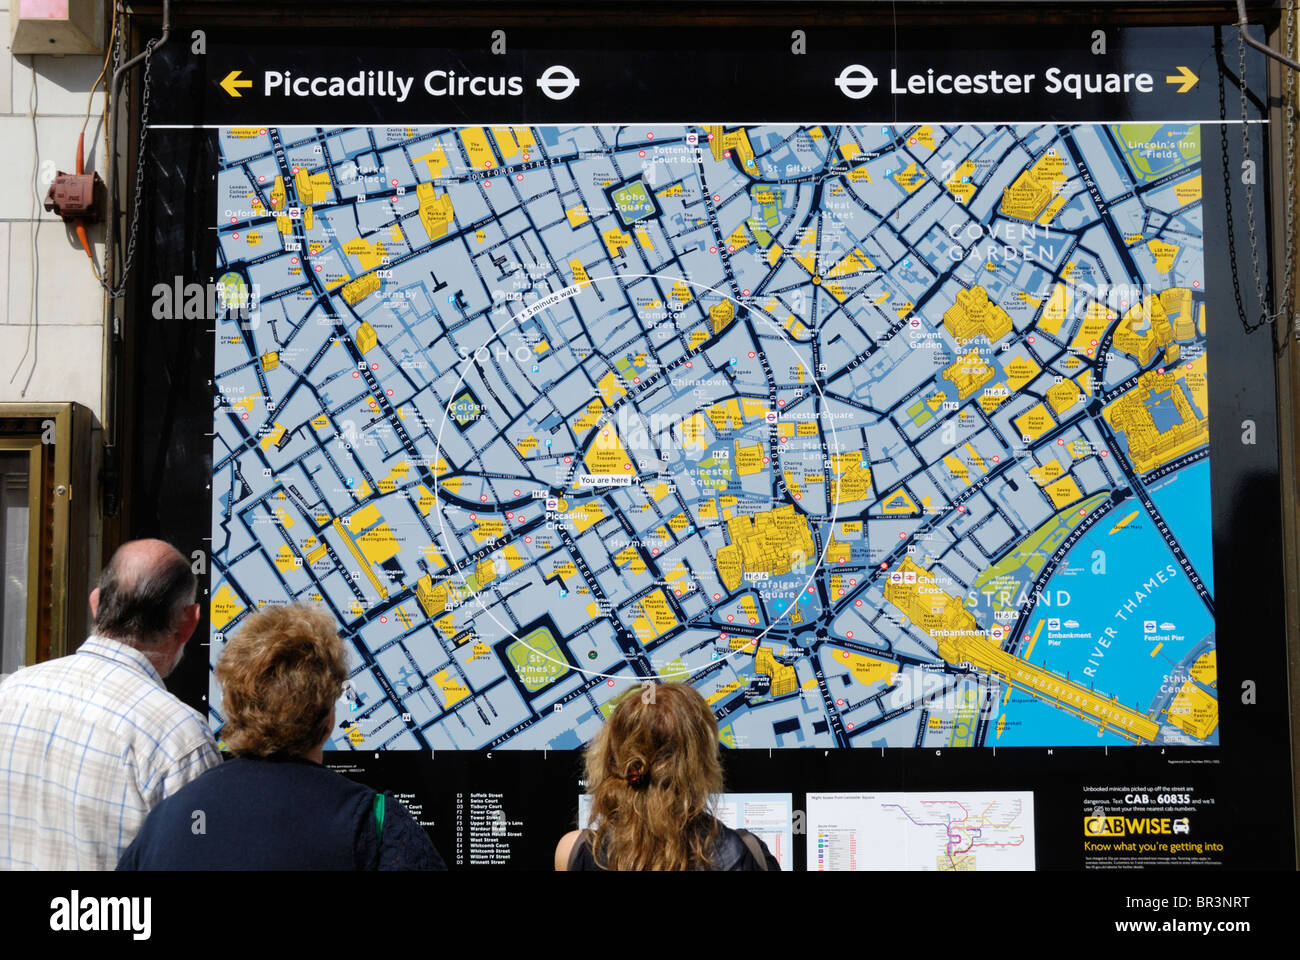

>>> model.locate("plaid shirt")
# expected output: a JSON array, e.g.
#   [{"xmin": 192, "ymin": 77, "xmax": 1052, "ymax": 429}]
[{"xmin": 0, "ymin": 636, "xmax": 221, "ymax": 870}]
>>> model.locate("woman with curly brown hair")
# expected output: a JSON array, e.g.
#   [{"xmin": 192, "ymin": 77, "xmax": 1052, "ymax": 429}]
[
  {"xmin": 554, "ymin": 682, "xmax": 778, "ymax": 871},
  {"xmin": 118, "ymin": 603, "xmax": 444, "ymax": 870}
]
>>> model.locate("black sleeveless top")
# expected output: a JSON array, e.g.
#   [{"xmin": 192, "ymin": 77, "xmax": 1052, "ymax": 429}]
[{"xmin": 568, "ymin": 818, "xmax": 779, "ymax": 871}]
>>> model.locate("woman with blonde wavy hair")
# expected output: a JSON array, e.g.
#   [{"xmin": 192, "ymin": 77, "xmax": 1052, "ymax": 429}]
[{"xmin": 554, "ymin": 682, "xmax": 778, "ymax": 871}]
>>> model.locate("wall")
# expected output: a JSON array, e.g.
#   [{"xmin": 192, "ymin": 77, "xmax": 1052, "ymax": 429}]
[{"xmin": 0, "ymin": 2, "xmax": 108, "ymax": 603}]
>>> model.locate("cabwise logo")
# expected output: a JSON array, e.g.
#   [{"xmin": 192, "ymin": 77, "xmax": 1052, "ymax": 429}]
[
  {"xmin": 835, "ymin": 64, "xmax": 879, "ymax": 99},
  {"xmin": 1084, "ymin": 815, "xmax": 1126, "ymax": 837},
  {"xmin": 1084, "ymin": 815, "xmax": 1191, "ymax": 837}
]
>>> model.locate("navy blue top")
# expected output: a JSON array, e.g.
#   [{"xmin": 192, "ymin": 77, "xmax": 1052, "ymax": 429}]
[{"xmin": 117, "ymin": 754, "xmax": 445, "ymax": 871}]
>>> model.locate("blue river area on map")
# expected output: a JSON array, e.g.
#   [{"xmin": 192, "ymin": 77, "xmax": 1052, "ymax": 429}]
[{"xmin": 992, "ymin": 459, "xmax": 1215, "ymax": 746}]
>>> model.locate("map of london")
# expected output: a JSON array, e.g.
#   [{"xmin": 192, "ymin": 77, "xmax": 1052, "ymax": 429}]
[{"xmin": 208, "ymin": 121, "xmax": 1218, "ymax": 751}]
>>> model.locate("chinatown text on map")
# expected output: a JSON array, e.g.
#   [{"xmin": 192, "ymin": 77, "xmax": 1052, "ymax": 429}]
[{"xmin": 209, "ymin": 122, "xmax": 1218, "ymax": 750}]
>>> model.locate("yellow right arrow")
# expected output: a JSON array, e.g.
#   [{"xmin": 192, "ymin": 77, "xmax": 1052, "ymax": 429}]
[
  {"xmin": 1164, "ymin": 66, "xmax": 1198, "ymax": 94},
  {"xmin": 220, "ymin": 70, "xmax": 253, "ymax": 98}
]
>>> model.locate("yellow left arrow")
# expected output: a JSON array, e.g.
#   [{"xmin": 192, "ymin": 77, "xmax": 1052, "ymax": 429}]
[
  {"xmin": 220, "ymin": 70, "xmax": 254, "ymax": 97},
  {"xmin": 1164, "ymin": 66, "xmax": 1198, "ymax": 94}
]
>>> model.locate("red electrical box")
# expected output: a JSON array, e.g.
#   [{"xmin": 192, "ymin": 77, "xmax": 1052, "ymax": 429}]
[{"xmin": 43, "ymin": 171, "xmax": 104, "ymax": 222}]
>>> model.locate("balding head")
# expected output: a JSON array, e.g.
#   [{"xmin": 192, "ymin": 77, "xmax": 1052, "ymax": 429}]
[{"xmin": 91, "ymin": 539, "xmax": 198, "ymax": 650}]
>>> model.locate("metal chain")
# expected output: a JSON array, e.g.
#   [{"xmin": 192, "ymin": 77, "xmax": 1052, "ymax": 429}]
[
  {"xmin": 1283, "ymin": 3, "xmax": 1298, "ymax": 340},
  {"xmin": 1238, "ymin": 13, "xmax": 1300, "ymax": 339},
  {"xmin": 109, "ymin": 39, "xmax": 155, "ymax": 299},
  {"xmin": 1239, "ymin": 27, "xmax": 1273, "ymax": 330},
  {"xmin": 110, "ymin": 1, "xmax": 123, "ymax": 76},
  {"xmin": 96, "ymin": 35, "xmax": 154, "ymax": 299},
  {"xmin": 1217, "ymin": 29, "xmax": 1253, "ymax": 332}
]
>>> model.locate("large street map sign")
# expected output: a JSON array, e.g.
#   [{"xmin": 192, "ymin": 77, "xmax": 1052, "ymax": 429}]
[{"xmin": 209, "ymin": 119, "xmax": 1216, "ymax": 751}]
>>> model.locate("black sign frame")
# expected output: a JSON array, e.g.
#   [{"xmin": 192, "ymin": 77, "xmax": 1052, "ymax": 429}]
[{"xmin": 118, "ymin": 6, "xmax": 1295, "ymax": 872}]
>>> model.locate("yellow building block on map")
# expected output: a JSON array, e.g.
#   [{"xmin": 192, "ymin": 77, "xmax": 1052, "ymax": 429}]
[
  {"xmin": 356, "ymin": 523, "xmax": 401, "ymax": 565},
  {"xmin": 709, "ymin": 299, "xmax": 735, "ymax": 333},
  {"xmin": 734, "ymin": 443, "xmax": 765, "ymax": 476},
  {"xmin": 1003, "ymin": 354, "xmax": 1041, "ymax": 390},
  {"xmin": 432, "ymin": 669, "xmax": 470, "ymax": 708},
  {"xmin": 341, "ymin": 239, "xmax": 385, "ymax": 273},
  {"xmin": 569, "ymin": 500, "xmax": 606, "ymax": 533},
  {"xmin": 584, "ymin": 426, "xmax": 634, "ymax": 476},
  {"xmin": 1045, "ymin": 378, "xmax": 1082, "ymax": 415},
  {"xmin": 1029, "ymin": 459, "xmax": 1065, "ymax": 486},
  {"xmin": 640, "ymin": 590, "xmax": 679, "ymax": 637},
  {"xmin": 1173, "ymin": 175, "xmax": 1201, "ymax": 205},
  {"xmin": 349, "ymin": 321, "xmax": 377, "ymax": 355},
  {"xmin": 260, "ymin": 422, "xmax": 286, "ymax": 451},
  {"xmin": 416, "ymin": 182, "xmax": 455, "ymax": 241},
  {"xmin": 945, "ymin": 160, "xmax": 977, "ymax": 203},
  {"xmin": 1000, "ymin": 150, "xmax": 1065, "ymax": 221},
  {"xmin": 1146, "ymin": 238, "xmax": 1180, "ymax": 273},
  {"xmin": 294, "ymin": 168, "xmax": 332, "ymax": 206},
  {"xmin": 570, "ymin": 398, "xmax": 604, "ymax": 438},
  {"xmin": 1167, "ymin": 681, "xmax": 1217, "ymax": 739},
  {"xmin": 893, "ymin": 162, "xmax": 927, "ymax": 193},
  {"xmin": 835, "ymin": 649, "xmax": 899, "ymax": 687},
  {"xmin": 943, "ymin": 285, "xmax": 1012, "ymax": 344},
  {"xmin": 211, "ymin": 584, "xmax": 245, "ymax": 631},
  {"xmin": 645, "ymin": 482, "xmax": 671, "ymax": 502},
  {"xmin": 880, "ymin": 487, "xmax": 918, "ymax": 514},
  {"xmin": 597, "ymin": 370, "xmax": 627, "ymax": 403},
  {"xmin": 1043, "ymin": 474, "xmax": 1083, "ymax": 509},
  {"xmin": 1068, "ymin": 301, "xmax": 1115, "ymax": 354},
  {"xmin": 342, "ymin": 274, "xmax": 381, "ymax": 307},
  {"xmin": 1038, "ymin": 283, "xmax": 1073, "ymax": 337},
  {"xmin": 413, "ymin": 146, "xmax": 448, "ymax": 178},
  {"xmin": 1015, "ymin": 403, "xmax": 1055, "ymax": 442},
  {"xmin": 615, "ymin": 545, "xmax": 646, "ymax": 575},
  {"xmin": 459, "ymin": 127, "xmax": 495, "ymax": 167},
  {"xmin": 944, "ymin": 454, "xmax": 970, "ymax": 485},
  {"xmin": 603, "ymin": 228, "xmax": 634, "ymax": 258},
  {"xmin": 943, "ymin": 348, "xmax": 995, "ymax": 400},
  {"xmin": 677, "ymin": 412, "xmax": 712, "ymax": 452}
]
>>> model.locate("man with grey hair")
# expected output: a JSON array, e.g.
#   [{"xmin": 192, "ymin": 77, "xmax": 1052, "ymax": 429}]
[{"xmin": 0, "ymin": 539, "xmax": 221, "ymax": 869}]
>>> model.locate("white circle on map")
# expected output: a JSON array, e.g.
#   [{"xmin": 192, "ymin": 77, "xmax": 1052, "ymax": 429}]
[{"xmin": 432, "ymin": 273, "xmax": 846, "ymax": 684}]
